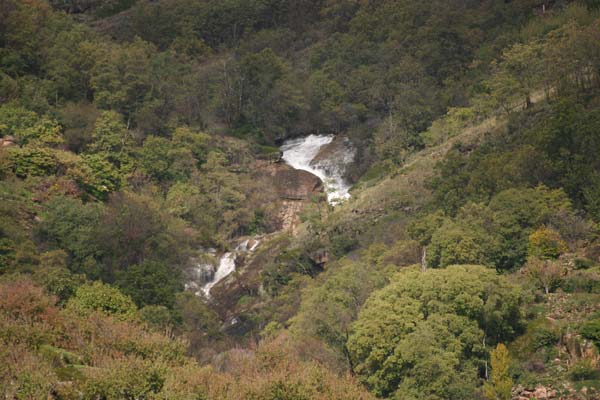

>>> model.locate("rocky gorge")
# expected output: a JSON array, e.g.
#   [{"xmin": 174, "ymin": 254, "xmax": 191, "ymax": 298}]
[{"xmin": 183, "ymin": 134, "xmax": 356, "ymax": 330}]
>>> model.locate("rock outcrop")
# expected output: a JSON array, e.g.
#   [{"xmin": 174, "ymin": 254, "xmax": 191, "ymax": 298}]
[
  {"xmin": 264, "ymin": 161, "xmax": 323, "ymax": 201},
  {"xmin": 255, "ymin": 160, "xmax": 324, "ymax": 233},
  {"xmin": 513, "ymin": 385, "xmax": 558, "ymax": 399}
]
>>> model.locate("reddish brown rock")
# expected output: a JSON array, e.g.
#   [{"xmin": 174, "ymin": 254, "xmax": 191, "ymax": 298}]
[
  {"xmin": 264, "ymin": 162, "xmax": 323, "ymax": 201},
  {"xmin": 253, "ymin": 161, "xmax": 325, "ymax": 233}
]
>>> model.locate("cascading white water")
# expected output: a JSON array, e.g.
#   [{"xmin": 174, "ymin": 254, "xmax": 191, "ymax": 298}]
[
  {"xmin": 280, "ymin": 134, "xmax": 354, "ymax": 205},
  {"xmin": 201, "ymin": 252, "xmax": 236, "ymax": 297},
  {"xmin": 199, "ymin": 239, "xmax": 260, "ymax": 298}
]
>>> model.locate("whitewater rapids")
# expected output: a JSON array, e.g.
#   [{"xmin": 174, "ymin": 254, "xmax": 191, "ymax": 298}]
[{"xmin": 280, "ymin": 134, "xmax": 354, "ymax": 205}]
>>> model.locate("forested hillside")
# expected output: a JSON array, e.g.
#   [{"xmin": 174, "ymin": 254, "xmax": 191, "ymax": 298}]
[{"xmin": 2, "ymin": 0, "xmax": 600, "ymax": 399}]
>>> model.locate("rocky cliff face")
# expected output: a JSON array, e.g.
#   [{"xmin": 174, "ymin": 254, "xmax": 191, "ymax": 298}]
[
  {"xmin": 256, "ymin": 160, "xmax": 324, "ymax": 233},
  {"xmin": 204, "ymin": 160, "xmax": 325, "ymax": 320},
  {"xmin": 263, "ymin": 161, "xmax": 323, "ymax": 201}
]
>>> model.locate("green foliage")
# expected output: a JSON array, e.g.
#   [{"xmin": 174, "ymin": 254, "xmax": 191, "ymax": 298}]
[
  {"xmin": 532, "ymin": 328, "xmax": 560, "ymax": 350},
  {"xmin": 329, "ymin": 231, "xmax": 359, "ymax": 258},
  {"xmin": 86, "ymin": 111, "xmax": 133, "ymax": 169},
  {"xmin": 560, "ymin": 270, "xmax": 600, "ymax": 294},
  {"xmin": 94, "ymin": 191, "xmax": 192, "ymax": 280},
  {"xmin": 428, "ymin": 220, "xmax": 491, "ymax": 268},
  {"xmin": 173, "ymin": 292, "xmax": 222, "ymax": 348},
  {"xmin": 347, "ymin": 265, "xmax": 526, "ymax": 399},
  {"xmin": 66, "ymin": 281, "xmax": 137, "ymax": 320},
  {"xmin": 138, "ymin": 135, "xmax": 175, "ymax": 181},
  {"xmin": 36, "ymin": 195, "xmax": 103, "ymax": 275},
  {"xmin": 569, "ymin": 359, "xmax": 600, "ymax": 382},
  {"xmin": 528, "ymin": 227, "xmax": 569, "ymax": 259},
  {"xmin": 423, "ymin": 107, "xmax": 477, "ymax": 147},
  {"xmin": 262, "ymin": 246, "xmax": 315, "ymax": 295},
  {"xmin": 0, "ymin": 104, "xmax": 38, "ymax": 138},
  {"xmin": 6, "ymin": 146, "xmax": 59, "ymax": 178},
  {"xmin": 2, "ymin": 2, "xmax": 600, "ymax": 398},
  {"xmin": 424, "ymin": 187, "xmax": 575, "ymax": 270},
  {"xmin": 291, "ymin": 258, "xmax": 390, "ymax": 365},
  {"xmin": 115, "ymin": 261, "xmax": 182, "ymax": 308},
  {"xmin": 483, "ymin": 344, "xmax": 513, "ymax": 400},
  {"xmin": 139, "ymin": 305, "xmax": 175, "ymax": 331},
  {"xmin": 83, "ymin": 358, "xmax": 166, "ymax": 399},
  {"xmin": 18, "ymin": 116, "xmax": 64, "ymax": 147},
  {"xmin": 72, "ymin": 153, "xmax": 122, "ymax": 199},
  {"xmin": 581, "ymin": 319, "xmax": 600, "ymax": 349},
  {"xmin": 32, "ymin": 251, "xmax": 87, "ymax": 304}
]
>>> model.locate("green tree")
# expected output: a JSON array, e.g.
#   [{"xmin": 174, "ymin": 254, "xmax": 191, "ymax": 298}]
[
  {"xmin": 70, "ymin": 153, "xmax": 122, "ymax": 199},
  {"xmin": 528, "ymin": 227, "xmax": 568, "ymax": 259},
  {"xmin": 89, "ymin": 38, "xmax": 155, "ymax": 120},
  {"xmin": 427, "ymin": 221, "xmax": 491, "ymax": 268},
  {"xmin": 86, "ymin": 111, "xmax": 133, "ymax": 170},
  {"xmin": 291, "ymin": 259, "xmax": 389, "ymax": 371},
  {"xmin": 173, "ymin": 292, "xmax": 222, "ymax": 349},
  {"xmin": 138, "ymin": 135, "xmax": 175, "ymax": 182},
  {"xmin": 115, "ymin": 261, "xmax": 182, "ymax": 308},
  {"xmin": 486, "ymin": 41, "xmax": 545, "ymax": 113},
  {"xmin": 95, "ymin": 191, "xmax": 191, "ymax": 280},
  {"xmin": 36, "ymin": 195, "xmax": 103, "ymax": 276},
  {"xmin": 6, "ymin": 146, "xmax": 59, "ymax": 178},
  {"xmin": 347, "ymin": 265, "xmax": 525, "ymax": 399},
  {"xmin": 581, "ymin": 319, "xmax": 600, "ymax": 349},
  {"xmin": 66, "ymin": 281, "xmax": 137, "ymax": 320},
  {"xmin": 483, "ymin": 344, "xmax": 512, "ymax": 400}
]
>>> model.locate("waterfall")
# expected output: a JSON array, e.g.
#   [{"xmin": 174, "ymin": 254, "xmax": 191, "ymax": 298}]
[
  {"xmin": 198, "ymin": 239, "xmax": 261, "ymax": 298},
  {"xmin": 280, "ymin": 134, "xmax": 355, "ymax": 205},
  {"xmin": 201, "ymin": 252, "xmax": 236, "ymax": 297}
]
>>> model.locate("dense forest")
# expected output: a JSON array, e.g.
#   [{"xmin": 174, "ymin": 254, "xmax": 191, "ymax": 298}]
[{"xmin": 2, "ymin": 0, "xmax": 600, "ymax": 399}]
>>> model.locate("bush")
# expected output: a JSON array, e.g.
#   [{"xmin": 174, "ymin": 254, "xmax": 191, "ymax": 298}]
[
  {"xmin": 329, "ymin": 232, "xmax": 358, "ymax": 258},
  {"xmin": 532, "ymin": 327, "xmax": 560, "ymax": 350},
  {"xmin": 7, "ymin": 147, "xmax": 59, "ymax": 178},
  {"xmin": 574, "ymin": 258, "xmax": 595, "ymax": 270},
  {"xmin": 139, "ymin": 305, "xmax": 175, "ymax": 331},
  {"xmin": 581, "ymin": 319, "xmax": 600, "ymax": 348},
  {"xmin": 82, "ymin": 357, "xmax": 166, "ymax": 399},
  {"xmin": 66, "ymin": 281, "xmax": 137, "ymax": 320},
  {"xmin": 115, "ymin": 261, "xmax": 182, "ymax": 308},
  {"xmin": 32, "ymin": 265, "xmax": 86, "ymax": 305},
  {"xmin": 561, "ymin": 271, "xmax": 600, "ymax": 294},
  {"xmin": 569, "ymin": 359, "xmax": 600, "ymax": 382}
]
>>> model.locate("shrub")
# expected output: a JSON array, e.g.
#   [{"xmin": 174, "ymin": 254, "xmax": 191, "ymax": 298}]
[
  {"xmin": 66, "ymin": 281, "xmax": 137, "ymax": 320},
  {"xmin": 532, "ymin": 327, "xmax": 560, "ymax": 350},
  {"xmin": 139, "ymin": 305, "xmax": 174, "ymax": 331},
  {"xmin": 574, "ymin": 258, "xmax": 595, "ymax": 270},
  {"xmin": 569, "ymin": 359, "xmax": 600, "ymax": 381},
  {"xmin": 561, "ymin": 271, "xmax": 600, "ymax": 294},
  {"xmin": 581, "ymin": 319, "xmax": 600, "ymax": 348}
]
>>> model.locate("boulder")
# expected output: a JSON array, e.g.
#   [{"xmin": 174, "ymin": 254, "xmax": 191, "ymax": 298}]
[{"xmin": 267, "ymin": 162, "xmax": 323, "ymax": 200}]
